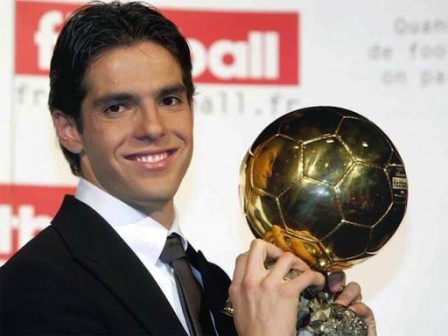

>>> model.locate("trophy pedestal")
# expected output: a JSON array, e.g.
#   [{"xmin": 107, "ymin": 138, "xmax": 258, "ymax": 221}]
[
  {"xmin": 223, "ymin": 272, "xmax": 368, "ymax": 336},
  {"xmin": 297, "ymin": 289, "xmax": 368, "ymax": 336}
]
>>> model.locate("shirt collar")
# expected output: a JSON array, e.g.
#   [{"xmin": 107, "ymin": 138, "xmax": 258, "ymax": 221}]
[
  {"xmin": 74, "ymin": 178, "xmax": 188, "ymax": 264},
  {"xmin": 75, "ymin": 178, "xmax": 146, "ymax": 226}
]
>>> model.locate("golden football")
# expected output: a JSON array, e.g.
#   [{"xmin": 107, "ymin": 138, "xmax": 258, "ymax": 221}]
[{"xmin": 240, "ymin": 106, "xmax": 408, "ymax": 271}]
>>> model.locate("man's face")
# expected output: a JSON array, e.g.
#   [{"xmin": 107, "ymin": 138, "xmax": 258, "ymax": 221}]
[
  {"xmin": 253, "ymin": 147, "xmax": 277, "ymax": 190},
  {"xmin": 64, "ymin": 42, "xmax": 193, "ymax": 218}
]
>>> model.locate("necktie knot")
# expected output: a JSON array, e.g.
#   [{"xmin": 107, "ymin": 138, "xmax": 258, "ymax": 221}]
[{"xmin": 160, "ymin": 233, "xmax": 187, "ymax": 265}]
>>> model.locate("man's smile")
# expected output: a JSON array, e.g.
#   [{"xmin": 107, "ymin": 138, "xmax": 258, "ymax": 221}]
[
  {"xmin": 126, "ymin": 151, "xmax": 173, "ymax": 163},
  {"xmin": 123, "ymin": 149, "xmax": 180, "ymax": 172}
]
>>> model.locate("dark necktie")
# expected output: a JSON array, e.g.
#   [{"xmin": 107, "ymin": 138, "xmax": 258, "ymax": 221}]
[{"xmin": 159, "ymin": 233, "xmax": 215, "ymax": 336}]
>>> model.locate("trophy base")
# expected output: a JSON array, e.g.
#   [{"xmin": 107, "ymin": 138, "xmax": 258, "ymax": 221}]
[
  {"xmin": 297, "ymin": 289, "xmax": 368, "ymax": 336},
  {"xmin": 222, "ymin": 259, "xmax": 368, "ymax": 336},
  {"xmin": 223, "ymin": 287, "xmax": 368, "ymax": 336}
]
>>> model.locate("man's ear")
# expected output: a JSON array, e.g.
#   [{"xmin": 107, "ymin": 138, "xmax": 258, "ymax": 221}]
[{"xmin": 52, "ymin": 110, "xmax": 83, "ymax": 154}]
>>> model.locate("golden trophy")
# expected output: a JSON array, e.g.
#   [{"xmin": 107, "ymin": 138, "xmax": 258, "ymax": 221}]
[{"xmin": 226, "ymin": 106, "xmax": 408, "ymax": 335}]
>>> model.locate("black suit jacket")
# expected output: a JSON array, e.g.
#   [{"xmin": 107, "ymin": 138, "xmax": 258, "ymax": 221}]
[{"xmin": 0, "ymin": 196, "xmax": 237, "ymax": 336}]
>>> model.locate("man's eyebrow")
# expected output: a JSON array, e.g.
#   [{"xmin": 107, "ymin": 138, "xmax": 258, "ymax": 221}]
[
  {"xmin": 91, "ymin": 84, "xmax": 187, "ymax": 108},
  {"xmin": 92, "ymin": 92, "xmax": 137, "ymax": 108},
  {"xmin": 158, "ymin": 83, "xmax": 187, "ymax": 98}
]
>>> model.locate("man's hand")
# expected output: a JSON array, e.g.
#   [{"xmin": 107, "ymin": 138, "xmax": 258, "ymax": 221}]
[
  {"xmin": 229, "ymin": 239, "xmax": 326, "ymax": 336},
  {"xmin": 328, "ymin": 271, "xmax": 377, "ymax": 336}
]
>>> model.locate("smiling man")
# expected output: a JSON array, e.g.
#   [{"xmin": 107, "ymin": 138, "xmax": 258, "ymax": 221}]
[
  {"xmin": 53, "ymin": 42, "xmax": 193, "ymax": 229},
  {"xmin": 0, "ymin": 2, "xmax": 376, "ymax": 336}
]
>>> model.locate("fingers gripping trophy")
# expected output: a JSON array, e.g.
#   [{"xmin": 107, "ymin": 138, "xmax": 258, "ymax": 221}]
[{"xmin": 226, "ymin": 106, "xmax": 408, "ymax": 336}]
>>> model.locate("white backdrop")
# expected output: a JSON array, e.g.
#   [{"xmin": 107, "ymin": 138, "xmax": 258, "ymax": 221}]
[{"xmin": 1, "ymin": 0, "xmax": 448, "ymax": 335}]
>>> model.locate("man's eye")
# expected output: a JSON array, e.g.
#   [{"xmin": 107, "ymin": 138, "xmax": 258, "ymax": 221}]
[
  {"xmin": 161, "ymin": 96, "xmax": 180, "ymax": 106},
  {"xmin": 105, "ymin": 104, "xmax": 125, "ymax": 113}
]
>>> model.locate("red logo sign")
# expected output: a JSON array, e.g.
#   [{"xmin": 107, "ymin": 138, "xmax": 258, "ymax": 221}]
[
  {"xmin": 0, "ymin": 184, "xmax": 75, "ymax": 263},
  {"xmin": 15, "ymin": 1, "xmax": 299, "ymax": 85}
]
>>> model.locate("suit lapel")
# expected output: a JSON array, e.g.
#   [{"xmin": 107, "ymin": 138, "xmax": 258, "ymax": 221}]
[
  {"xmin": 187, "ymin": 246, "xmax": 237, "ymax": 336},
  {"xmin": 52, "ymin": 196, "xmax": 187, "ymax": 336}
]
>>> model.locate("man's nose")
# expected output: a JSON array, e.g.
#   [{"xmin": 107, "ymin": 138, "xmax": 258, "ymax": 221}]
[{"xmin": 134, "ymin": 104, "xmax": 165, "ymax": 141}]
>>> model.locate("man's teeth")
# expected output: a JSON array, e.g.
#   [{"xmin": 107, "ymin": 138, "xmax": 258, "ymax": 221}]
[{"xmin": 134, "ymin": 152, "xmax": 168, "ymax": 163}]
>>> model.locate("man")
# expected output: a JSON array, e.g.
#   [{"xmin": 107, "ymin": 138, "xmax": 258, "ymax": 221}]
[{"xmin": 0, "ymin": 2, "xmax": 376, "ymax": 335}]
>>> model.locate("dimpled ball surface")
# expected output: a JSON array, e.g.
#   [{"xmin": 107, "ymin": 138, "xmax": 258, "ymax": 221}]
[{"xmin": 240, "ymin": 106, "xmax": 408, "ymax": 271}]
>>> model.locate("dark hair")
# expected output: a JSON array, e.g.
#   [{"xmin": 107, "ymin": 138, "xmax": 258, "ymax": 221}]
[{"xmin": 48, "ymin": 1, "xmax": 194, "ymax": 175}]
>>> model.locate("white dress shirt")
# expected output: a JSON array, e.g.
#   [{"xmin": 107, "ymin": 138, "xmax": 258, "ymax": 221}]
[{"xmin": 75, "ymin": 178, "xmax": 192, "ymax": 334}]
